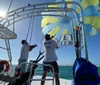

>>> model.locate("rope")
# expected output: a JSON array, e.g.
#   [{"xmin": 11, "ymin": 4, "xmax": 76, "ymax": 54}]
[
  {"xmin": 29, "ymin": 17, "xmax": 34, "ymax": 44},
  {"xmin": 25, "ymin": 16, "xmax": 35, "ymax": 44},
  {"xmin": 25, "ymin": 16, "xmax": 44, "ymax": 61},
  {"xmin": 7, "ymin": 0, "xmax": 14, "ymax": 13},
  {"xmin": 26, "ymin": 16, "xmax": 33, "ymax": 41},
  {"xmin": 39, "ymin": 27, "xmax": 44, "ymax": 51}
]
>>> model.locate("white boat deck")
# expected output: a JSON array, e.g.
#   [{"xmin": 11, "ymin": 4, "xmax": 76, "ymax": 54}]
[
  {"xmin": 32, "ymin": 76, "xmax": 72, "ymax": 85},
  {"xmin": 0, "ymin": 75, "xmax": 72, "ymax": 85}
]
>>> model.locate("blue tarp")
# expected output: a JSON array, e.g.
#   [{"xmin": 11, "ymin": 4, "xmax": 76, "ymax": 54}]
[{"xmin": 73, "ymin": 58, "xmax": 100, "ymax": 85}]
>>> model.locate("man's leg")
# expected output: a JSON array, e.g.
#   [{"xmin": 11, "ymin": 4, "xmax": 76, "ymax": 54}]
[
  {"xmin": 51, "ymin": 61, "xmax": 60, "ymax": 85},
  {"xmin": 41, "ymin": 71, "xmax": 48, "ymax": 85},
  {"xmin": 18, "ymin": 59, "xmax": 27, "ymax": 73},
  {"xmin": 54, "ymin": 72, "xmax": 60, "ymax": 85}
]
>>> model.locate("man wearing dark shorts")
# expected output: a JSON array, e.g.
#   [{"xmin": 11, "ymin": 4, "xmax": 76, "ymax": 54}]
[{"xmin": 41, "ymin": 34, "xmax": 60, "ymax": 85}]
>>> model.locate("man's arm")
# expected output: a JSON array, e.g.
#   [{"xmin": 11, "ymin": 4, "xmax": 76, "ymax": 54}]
[
  {"xmin": 29, "ymin": 44, "xmax": 37, "ymax": 51},
  {"xmin": 54, "ymin": 39, "xmax": 59, "ymax": 49}
]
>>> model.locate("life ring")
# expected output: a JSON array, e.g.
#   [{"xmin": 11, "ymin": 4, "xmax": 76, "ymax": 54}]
[{"xmin": 0, "ymin": 60, "xmax": 10, "ymax": 72}]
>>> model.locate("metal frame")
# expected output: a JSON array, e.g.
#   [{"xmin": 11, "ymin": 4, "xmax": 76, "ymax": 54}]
[{"xmin": 0, "ymin": 1, "xmax": 82, "ymax": 33}]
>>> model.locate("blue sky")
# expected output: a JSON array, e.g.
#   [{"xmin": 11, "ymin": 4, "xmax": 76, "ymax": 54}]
[{"xmin": 0, "ymin": 0, "xmax": 100, "ymax": 66}]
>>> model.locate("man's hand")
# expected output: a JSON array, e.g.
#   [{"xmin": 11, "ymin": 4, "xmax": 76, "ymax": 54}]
[
  {"xmin": 33, "ymin": 44, "xmax": 37, "ymax": 47},
  {"xmin": 29, "ymin": 44, "xmax": 37, "ymax": 51}
]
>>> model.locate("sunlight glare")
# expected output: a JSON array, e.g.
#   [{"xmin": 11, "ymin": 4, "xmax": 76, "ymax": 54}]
[{"xmin": 0, "ymin": 11, "xmax": 7, "ymax": 18}]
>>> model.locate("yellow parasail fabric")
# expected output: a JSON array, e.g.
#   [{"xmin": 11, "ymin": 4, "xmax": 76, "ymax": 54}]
[
  {"xmin": 76, "ymin": 0, "xmax": 99, "ymax": 13},
  {"xmin": 80, "ymin": 0, "xmax": 99, "ymax": 10},
  {"xmin": 62, "ymin": 29, "xmax": 68, "ymax": 35},
  {"xmin": 48, "ymin": 4, "xmax": 59, "ymax": 7},
  {"xmin": 84, "ymin": 16, "xmax": 100, "ymax": 30},
  {"xmin": 65, "ymin": 0, "xmax": 73, "ymax": 8},
  {"xmin": 48, "ymin": 4, "xmax": 63, "ymax": 15},
  {"xmin": 48, "ymin": 26, "xmax": 60, "ymax": 36},
  {"xmin": 41, "ymin": 16, "xmax": 58, "ymax": 28}
]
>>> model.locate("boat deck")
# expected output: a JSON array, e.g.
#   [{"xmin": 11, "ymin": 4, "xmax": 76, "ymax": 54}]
[
  {"xmin": 0, "ymin": 75, "xmax": 72, "ymax": 85},
  {"xmin": 32, "ymin": 76, "xmax": 72, "ymax": 85}
]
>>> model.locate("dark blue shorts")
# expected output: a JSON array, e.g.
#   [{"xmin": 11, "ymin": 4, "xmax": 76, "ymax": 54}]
[{"xmin": 43, "ymin": 61, "xmax": 59, "ymax": 73}]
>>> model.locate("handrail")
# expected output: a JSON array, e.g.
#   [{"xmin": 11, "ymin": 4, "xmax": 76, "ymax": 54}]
[{"xmin": 16, "ymin": 62, "xmax": 55, "ymax": 85}]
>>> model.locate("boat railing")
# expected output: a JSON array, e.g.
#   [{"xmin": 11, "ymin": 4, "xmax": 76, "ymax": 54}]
[{"xmin": 16, "ymin": 62, "xmax": 55, "ymax": 85}]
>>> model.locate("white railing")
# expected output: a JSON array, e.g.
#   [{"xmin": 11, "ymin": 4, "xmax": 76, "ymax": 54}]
[{"xmin": 16, "ymin": 62, "xmax": 55, "ymax": 85}]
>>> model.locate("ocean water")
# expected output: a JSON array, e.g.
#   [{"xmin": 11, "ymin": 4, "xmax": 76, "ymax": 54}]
[
  {"xmin": 35, "ymin": 65, "xmax": 100, "ymax": 79},
  {"xmin": 10, "ymin": 65, "xmax": 100, "ymax": 80}
]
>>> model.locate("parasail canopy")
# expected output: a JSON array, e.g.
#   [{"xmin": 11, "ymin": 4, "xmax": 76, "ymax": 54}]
[{"xmin": 41, "ymin": 0, "xmax": 100, "ymax": 45}]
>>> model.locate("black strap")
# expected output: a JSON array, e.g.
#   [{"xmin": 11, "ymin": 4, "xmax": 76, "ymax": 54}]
[
  {"xmin": 36, "ymin": 51, "xmax": 44, "ymax": 61},
  {"xmin": 36, "ymin": 56, "xmax": 44, "ymax": 63}
]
